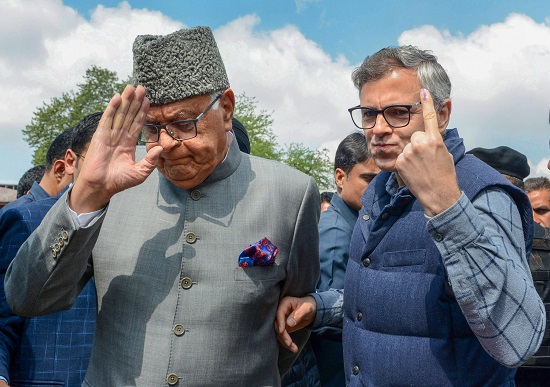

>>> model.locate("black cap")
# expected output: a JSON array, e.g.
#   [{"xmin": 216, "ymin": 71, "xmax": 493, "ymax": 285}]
[
  {"xmin": 232, "ymin": 117, "xmax": 251, "ymax": 154},
  {"xmin": 466, "ymin": 146, "xmax": 530, "ymax": 180}
]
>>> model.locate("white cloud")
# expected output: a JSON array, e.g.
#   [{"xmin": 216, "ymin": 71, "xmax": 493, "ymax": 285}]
[
  {"xmin": 398, "ymin": 13, "xmax": 550, "ymax": 174},
  {"xmin": 215, "ymin": 15, "xmax": 357, "ymax": 156},
  {"xmin": 0, "ymin": 1, "xmax": 183, "ymax": 182},
  {"xmin": 1, "ymin": 3, "xmax": 548, "ymax": 186},
  {"xmin": 529, "ymin": 158, "xmax": 550, "ymax": 178}
]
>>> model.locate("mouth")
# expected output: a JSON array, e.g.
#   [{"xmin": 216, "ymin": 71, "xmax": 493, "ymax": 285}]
[{"xmin": 372, "ymin": 142, "xmax": 394, "ymax": 149}]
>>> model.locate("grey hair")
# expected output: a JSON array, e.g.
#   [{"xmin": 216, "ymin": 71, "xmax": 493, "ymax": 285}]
[
  {"xmin": 209, "ymin": 90, "xmax": 225, "ymax": 110},
  {"xmin": 525, "ymin": 176, "xmax": 550, "ymax": 194},
  {"xmin": 351, "ymin": 46, "xmax": 451, "ymax": 109}
]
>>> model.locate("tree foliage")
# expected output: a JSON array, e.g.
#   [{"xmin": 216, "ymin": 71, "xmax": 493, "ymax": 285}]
[
  {"xmin": 23, "ymin": 67, "xmax": 332, "ymax": 190},
  {"xmin": 23, "ymin": 65, "xmax": 129, "ymax": 165},
  {"xmin": 234, "ymin": 93, "xmax": 333, "ymax": 190}
]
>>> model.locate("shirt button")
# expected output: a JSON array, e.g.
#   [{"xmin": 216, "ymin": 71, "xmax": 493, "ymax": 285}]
[
  {"xmin": 362, "ymin": 214, "xmax": 370, "ymax": 221},
  {"xmin": 357, "ymin": 312, "xmax": 363, "ymax": 321},
  {"xmin": 352, "ymin": 365, "xmax": 360, "ymax": 375},
  {"xmin": 434, "ymin": 233, "xmax": 443, "ymax": 242},
  {"xmin": 166, "ymin": 373, "xmax": 179, "ymax": 385},
  {"xmin": 181, "ymin": 277, "xmax": 193, "ymax": 289},
  {"xmin": 190, "ymin": 190, "xmax": 201, "ymax": 201},
  {"xmin": 380, "ymin": 213, "xmax": 389, "ymax": 220},
  {"xmin": 185, "ymin": 232, "xmax": 197, "ymax": 244},
  {"xmin": 173, "ymin": 324, "xmax": 186, "ymax": 336},
  {"xmin": 362, "ymin": 257, "xmax": 371, "ymax": 267}
]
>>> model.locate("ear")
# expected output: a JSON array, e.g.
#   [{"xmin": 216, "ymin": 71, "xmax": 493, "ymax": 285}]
[
  {"xmin": 437, "ymin": 98, "xmax": 452, "ymax": 133},
  {"xmin": 220, "ymin": 89, "xmax": 235, "ymax": 133},
  {"xmin": 64, "ymin": 149, "xmax": 76, "ymax": 176},
  {"xmin": 52, "ymin": 159, "xmax": 67, "ymax": 183},
  {"xmin": 334, "ymin": 168, "xmax": 347, "ymax": 192}
]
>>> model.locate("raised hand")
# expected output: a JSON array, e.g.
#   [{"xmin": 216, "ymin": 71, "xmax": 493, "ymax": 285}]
[
  {"xmin": 274, "ymin": 296, "xmax": 317, "ymax": 353},
  {"xmin": 70, "ymin": 85, "xmax": 163, "ymax": 214},
  {"xmin": 395, "ymin": 89, "xmax": 461, "ymax": 217}
]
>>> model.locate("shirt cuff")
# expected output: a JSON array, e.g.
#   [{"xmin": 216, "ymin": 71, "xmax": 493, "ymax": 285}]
[
  {"xmin": 311, "ymin": 289, "xmax": 344, "ymax": 329},
  {"xmin": 68, "ymin": 206, "xmax": 105, "ymax": 227}
]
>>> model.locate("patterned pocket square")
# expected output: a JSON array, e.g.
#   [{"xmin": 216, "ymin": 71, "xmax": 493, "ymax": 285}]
[{"xmin": 238, "ymin": 237, "xmax": 278, "ymax": 267}]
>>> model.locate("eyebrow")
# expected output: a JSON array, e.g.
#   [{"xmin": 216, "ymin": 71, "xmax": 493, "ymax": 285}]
[{"xmin": 146, "ymin": 109, "xmax": 195, "ymax": 124}]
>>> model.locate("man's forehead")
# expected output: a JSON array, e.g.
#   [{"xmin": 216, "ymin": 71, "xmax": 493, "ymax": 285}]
[
  {"xmin": 360, "ymin": 69, "xmax": 420, "ymax": 104},
  {"xmin": 147, "ymin": 94, "xmax": 209, "ymax": 120}
]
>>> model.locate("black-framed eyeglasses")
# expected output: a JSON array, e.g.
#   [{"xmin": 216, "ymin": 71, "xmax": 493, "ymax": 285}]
[
  {"xmin": 139, "ymin": 93, "xmax": 222, "ymax": 143},
  {"xmin": 348, "ymin": 102, "xmax": 421, "ymax": 130},
  {"xmin": 75, "ymin": 152, "xmax": 85, "ymax": 160}
]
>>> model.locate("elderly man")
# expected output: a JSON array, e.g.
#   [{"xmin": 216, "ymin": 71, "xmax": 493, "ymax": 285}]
[
  {"xmin": 276, "ymin": 46, "xmax": 544, "ymax": 386},
  {"xmin": 6, "ymin": 27, "xmax": 319, "ymax": 386}
]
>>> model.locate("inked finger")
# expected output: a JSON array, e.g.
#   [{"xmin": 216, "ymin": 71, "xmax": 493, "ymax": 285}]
[{"xmin": 420, "ymin": 88, "xmax": 439, "ymax": 136}]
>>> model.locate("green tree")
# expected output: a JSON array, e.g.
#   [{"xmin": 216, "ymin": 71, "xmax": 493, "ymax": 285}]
[
  {"xmin": 234, "ymin": 92, "xmax": 332, "ymax": 190},
  {"xmin": 282, "ymin": 143, "xmax": 333, "ymax": 190},
  {"xmin": 23, "ymin": 65, "xmax": 130, "ymax": 165},
  {"xmin": 233, "ymin": 93, "xmax": 282, "ymax": 161}
]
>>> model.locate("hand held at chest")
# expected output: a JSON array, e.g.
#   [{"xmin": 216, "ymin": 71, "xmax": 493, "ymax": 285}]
[{"xmin": 395, "ymin": 89, "xmax": 461, "ymax": 217}]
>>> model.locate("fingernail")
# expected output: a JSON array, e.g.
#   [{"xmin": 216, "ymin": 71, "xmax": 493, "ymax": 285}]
[
  {"xmin": 422, "ymin": 89, "xmax": 428, "ymax": 100},
  {"xmin": 287, "ymin": 317, "xmax": 296, "ymax": 327}
]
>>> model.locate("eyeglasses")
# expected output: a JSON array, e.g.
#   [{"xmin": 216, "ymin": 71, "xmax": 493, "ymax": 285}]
[
  {"xmin": 75, "ymin": 152, "xmax": 85, "ymax": 160},
  {"xmin": 348, "ymin": 102, "xmax": 421, "ymax": 130},
  {"xmin": 139, "ymin": 93, "xmax": 222, "ymax": 143}
]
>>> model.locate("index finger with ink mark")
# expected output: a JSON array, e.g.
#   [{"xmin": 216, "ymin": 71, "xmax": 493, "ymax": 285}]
[{"xmin": 421, "ymin": 88, "xmax": 439, "ymax": 135}]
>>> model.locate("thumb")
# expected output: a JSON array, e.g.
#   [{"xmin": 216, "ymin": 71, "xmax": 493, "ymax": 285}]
[{"xmin": 136, "ymin": 145, "xmax": 162, "ymax": 175}]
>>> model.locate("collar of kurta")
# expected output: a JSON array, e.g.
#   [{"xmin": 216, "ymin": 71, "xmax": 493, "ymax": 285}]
[{"xmin": 156, "ymin": 136, "xmax": 242, "ymax": 208}]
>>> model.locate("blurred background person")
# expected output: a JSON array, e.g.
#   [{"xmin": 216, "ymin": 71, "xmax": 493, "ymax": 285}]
[
  {"xmin": 312, "ymin": 132, "xmax": 379, "ymax": 386},
  {"xmin": 15, "ymin": 165, "xmax": 46, "ymax": 199},
  {"xmin": 320, "ymin": 191, "xmax": 334, "ymax": 213},
  {"xmin": 525, "ymin": 177, "xmax": 550, "ymax": 228},
  {"xmin": 0, "ymin": 128, "xmax": 74, "ymax": 217},
  {"xmin": 0, "ymin": 113, "xmax": 100, "ymax": 387}
]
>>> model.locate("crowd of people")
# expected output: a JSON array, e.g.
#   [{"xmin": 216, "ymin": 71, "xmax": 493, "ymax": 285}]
[{"xmin": 0, "ymin": 25, "xmax": 548, "ymax": 387}]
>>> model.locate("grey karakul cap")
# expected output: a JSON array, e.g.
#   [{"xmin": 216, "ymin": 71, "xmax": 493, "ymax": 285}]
[{"xmin": 132, "ymin": 26, "xmax": 230, "ymax": 106}]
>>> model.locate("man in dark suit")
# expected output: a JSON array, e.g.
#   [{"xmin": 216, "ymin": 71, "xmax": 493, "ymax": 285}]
[{"xmin": 0, "ymin": 113, "xmax": 100, "ymax": 387}]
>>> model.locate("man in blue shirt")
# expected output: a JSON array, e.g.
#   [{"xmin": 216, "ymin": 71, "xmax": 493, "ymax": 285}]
[{"xmin": 312, "ymin": 132, "xmax": 379, "ymax": 386}]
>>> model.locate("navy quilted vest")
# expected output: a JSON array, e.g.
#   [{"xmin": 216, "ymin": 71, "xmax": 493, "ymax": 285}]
[{"xmin": 343, "ymin": 129, "xmax": 533, "ymax": 386}]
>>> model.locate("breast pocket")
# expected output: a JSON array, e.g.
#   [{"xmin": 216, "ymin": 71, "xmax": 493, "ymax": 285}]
[{"xmin": 234, "ymin": 265, "xmax": 280, "ymax": 282}]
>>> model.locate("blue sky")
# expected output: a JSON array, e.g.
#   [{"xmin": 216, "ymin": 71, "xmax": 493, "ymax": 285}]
[
  {"xmin": 1, "ymin": 0, "xmax": 549, "ymax": 183},
  {"xmin": 65, "ymin": 0, "xmax": 550, "ymax": 64}
]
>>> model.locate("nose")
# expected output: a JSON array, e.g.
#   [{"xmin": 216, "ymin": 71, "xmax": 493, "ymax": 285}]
[
  {"xmin": 158, "ymin": 128, "xmax": 181, "ymax": 150},
  {"xmin": 371, "ymin": 112, "xmax": 392, "ymax": 138}
]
